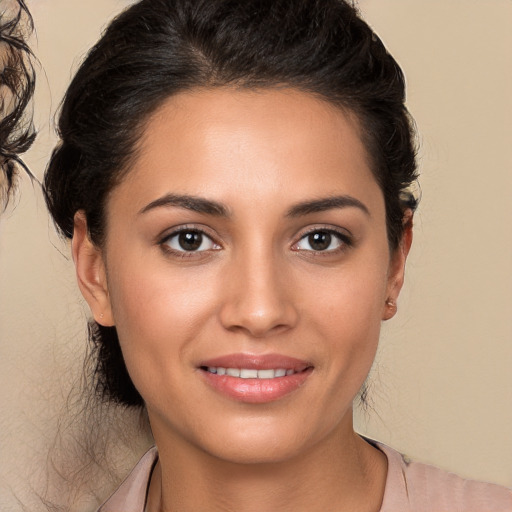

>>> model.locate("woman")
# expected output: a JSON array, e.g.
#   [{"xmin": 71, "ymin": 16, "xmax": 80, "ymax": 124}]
[{"xmin": 43, "ymin": 0, "xmax": 511, "ymax": 510}]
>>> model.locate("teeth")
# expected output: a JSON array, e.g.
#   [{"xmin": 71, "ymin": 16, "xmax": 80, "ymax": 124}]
[
  {"xmin": 257, "ymin": 369, "xmax": 276, "ymax": 379},
  {"xmin": 240, "ymin": 369, "xmax": 258, "ymax": 379},
  {"xmin": 206, "ymin": 367, "xmax": 296, "ymax": 379}
]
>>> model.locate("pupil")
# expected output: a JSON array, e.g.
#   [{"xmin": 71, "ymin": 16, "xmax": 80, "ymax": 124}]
[
  {"xmin": 309, "ymin": 232, "xmax": 331, "ymax": 251},
  {"xmin": 179, "ymin": 231, "xmax": 202, "ymax": 251}
]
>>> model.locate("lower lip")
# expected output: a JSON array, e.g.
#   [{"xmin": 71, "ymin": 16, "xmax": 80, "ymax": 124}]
[{"xmin": 201, "ymin": 368, "xmax": 313, "ymax": 404}]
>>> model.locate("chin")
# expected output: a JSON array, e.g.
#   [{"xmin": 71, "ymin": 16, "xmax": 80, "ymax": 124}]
[
  {"xmin": 192, "ymin": 416, "xmax": 330, "ymax": 466},
  {"xmin": 205, "ymin": 438, "xmax": 306, "ymax": 466}
]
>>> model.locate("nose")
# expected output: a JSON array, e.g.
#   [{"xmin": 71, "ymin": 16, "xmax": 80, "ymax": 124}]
[{"xmin": 218, "ymin": 250, "xmax": 299, "ymax": 338}]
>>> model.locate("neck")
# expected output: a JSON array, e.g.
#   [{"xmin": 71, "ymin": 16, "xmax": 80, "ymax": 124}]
[{"xmin": 147, "ymin": 413, "xmax": 387, "ymax": 512}]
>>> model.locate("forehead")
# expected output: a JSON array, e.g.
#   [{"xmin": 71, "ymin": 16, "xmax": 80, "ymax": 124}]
[{"xmin": 111, "ymin": 87, "xmax": 383, "ymax": 217}]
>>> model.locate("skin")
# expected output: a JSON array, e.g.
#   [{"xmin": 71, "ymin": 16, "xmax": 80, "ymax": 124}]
[{"xmin": 73, "ymin": 88, "xmax": 412, "ymax": 511}]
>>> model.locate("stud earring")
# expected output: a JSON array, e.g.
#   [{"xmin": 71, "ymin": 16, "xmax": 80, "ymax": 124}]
[{"xmin": 385, "ymin": 298, "xmax": 397, "ymax": 309}]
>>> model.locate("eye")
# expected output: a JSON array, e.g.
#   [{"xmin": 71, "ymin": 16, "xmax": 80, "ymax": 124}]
[
  {"xmin": 162, "ymin": 229, "xmax": 219, "ymax": 253},
  {"xmin": 293, "ymin": 229, "xmax": 349, "ymax": 252}
]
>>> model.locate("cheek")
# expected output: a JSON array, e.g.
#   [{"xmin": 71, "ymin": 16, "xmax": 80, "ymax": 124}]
[
  {"xmin": 311, "ymin": 256, "xmax": 389, "ymax": 337},
  {"xmin": 109, "ymin": 253, "xmax": 215, "ymax": 327},
  {"xmin": 105, "ymin": 257, "xmax": 221, "ymax": 385},
  {"xmin": 306, "ymin": 250, "xmax": 389, "ymax": 386}
]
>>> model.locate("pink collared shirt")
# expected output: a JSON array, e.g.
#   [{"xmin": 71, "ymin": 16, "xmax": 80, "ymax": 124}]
[{"xmin": 98, "ymin": 442, "xmax": 512, "ymax": 511}]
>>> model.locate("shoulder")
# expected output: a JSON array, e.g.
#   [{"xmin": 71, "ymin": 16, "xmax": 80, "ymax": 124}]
[
  {"xmin": 97, "ymin": 446, "xmax": 158, "ymax": 512},
  {"xmin": 376, "ymin": 441, "xmax": 512, "ymax": 512}
]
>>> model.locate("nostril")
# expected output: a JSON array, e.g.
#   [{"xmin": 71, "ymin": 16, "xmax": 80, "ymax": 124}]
[
  {"xmin": 219, "ymin": 302, "xmax": 299, "ymax": 338},
  {"xmin": 224, "ymin": 322, "xmax": 294, "ymax": 339}
]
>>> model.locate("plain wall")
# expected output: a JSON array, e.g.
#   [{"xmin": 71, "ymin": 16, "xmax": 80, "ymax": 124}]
[{"xmin": 0, "ymin": 0, "xmax": 510, "ymax": 509}]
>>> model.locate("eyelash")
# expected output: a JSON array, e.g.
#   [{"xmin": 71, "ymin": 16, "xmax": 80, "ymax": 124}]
[
  {"xmin": 159, "ymin": 226, "xmax": 221, "ymax": 258},
  {"xmin": 292, "ymin": 226, "xmax": 353, "ymax": 256},
  {"xmin": 158, "ymin": 225, "xmax": 353, "ymax": 259}
]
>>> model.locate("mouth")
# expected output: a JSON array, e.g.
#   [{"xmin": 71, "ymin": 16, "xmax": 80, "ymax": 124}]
[
  {"xmin": 201, "ymin": 367, "xmax": 303, "ymax": 379},
  {"xmin": 198, "ymin": 355, "xmax": 313, "ymax": 403}
]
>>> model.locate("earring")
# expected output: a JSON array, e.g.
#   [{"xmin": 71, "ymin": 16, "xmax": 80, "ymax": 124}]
[{"xmin": 385, "ymin": 298, "xmax": 397, "ymax": 310}]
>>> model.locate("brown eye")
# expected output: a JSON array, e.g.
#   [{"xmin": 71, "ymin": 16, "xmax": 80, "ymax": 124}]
[
  {"xmin": 308, "ymin": 232, "xmax": 332, "ymax": 251},
  {"xmin": 294, "ymin": 229, "xmax": 349, "ymax": 253},
  {"xmin": 163, "ymin": 230, "xmax": 218, "ymax": 253},
  {"xmin": 179, "ymin": 231, "xmax": 203, "ymax": 251}
]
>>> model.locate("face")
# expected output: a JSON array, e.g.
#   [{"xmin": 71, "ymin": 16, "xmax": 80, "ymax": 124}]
[{"xmin": 74, "ymin": 88, "xmax": 409, "ymax": 465}]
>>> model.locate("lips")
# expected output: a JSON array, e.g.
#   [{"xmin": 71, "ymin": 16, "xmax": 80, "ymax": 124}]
[
  {"xmin": 206, "ymin": 367, "xmax": 296, "ymax": 379},
  {"xmin": 199, "ymin": 354, "xmax": 313, "ymax": 403}
]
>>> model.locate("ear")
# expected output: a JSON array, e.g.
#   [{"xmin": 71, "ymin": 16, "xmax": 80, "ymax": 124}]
[
  {"xmin": 72, "ymin": 211, "xmax": 115, "ymax": 326},
  {"xmin": 382, "ymin": 210, "xmax": 414, "ymax": 321}
]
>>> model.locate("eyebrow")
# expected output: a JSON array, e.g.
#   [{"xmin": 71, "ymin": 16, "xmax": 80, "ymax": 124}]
[
  {"xmin": 139, "ymin": 193, "xmax": 369, "ymax": 218},
  {"xmin": 286, "ymin": 195, "xmax": 370, "ymax": 217},
  {"xmin": 139, "ymin": 194, "xmax": 230, "ymax": 217}
]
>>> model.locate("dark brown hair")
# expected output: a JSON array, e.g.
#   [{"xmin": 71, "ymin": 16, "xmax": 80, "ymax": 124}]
[
  {"xmin": 0, "ymin": 0, "xmax": 36, "ymax": 206},
  {"xmin": 44, "ymin": 0, "xmax": 418, "ymax": 407}
]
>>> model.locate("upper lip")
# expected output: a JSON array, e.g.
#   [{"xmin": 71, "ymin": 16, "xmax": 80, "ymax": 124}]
[{"xmin": 199, "ymin": 353, "xmax": 312, "ymax": 372}]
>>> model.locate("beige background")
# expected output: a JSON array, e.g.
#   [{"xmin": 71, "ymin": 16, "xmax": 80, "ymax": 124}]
[{"xmin": 0, "ymin": 0, "xmax": 511, "ymax": 510}]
